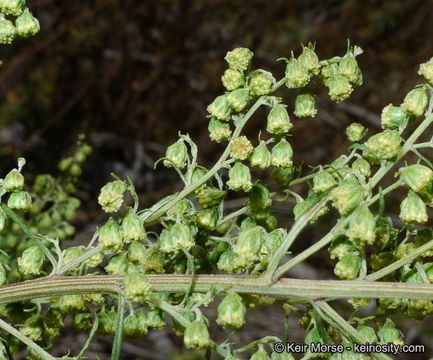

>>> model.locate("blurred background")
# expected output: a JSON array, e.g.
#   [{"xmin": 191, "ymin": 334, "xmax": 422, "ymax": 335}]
[{"xmin": 1, "ymin": 0, "xmax": 433, "ymax": 359}]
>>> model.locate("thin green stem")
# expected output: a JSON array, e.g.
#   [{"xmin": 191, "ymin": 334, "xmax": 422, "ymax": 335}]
[
  {"xmin": 111, "ymin": 295, "xmax": 125, "ymax": 360},
  {"xmin": 217, "ymin": 206, "xmax": 248, "ymax": 226},
  {"xmin": 233, "ymin": 336, "xmax": 281, "ymax": 354},
  {"xmin": 56, "ymin": 247, "xmax": 100, "ymax": 275}
]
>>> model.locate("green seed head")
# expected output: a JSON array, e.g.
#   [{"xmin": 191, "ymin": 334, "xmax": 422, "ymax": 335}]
[
  {"xmin": 0, "ymin": 0, "xmax": 25, "ymax": 15},
  {"xmin": 346, "ymin": 122, "xmax": 366, "ymax": 142},
  {"xmin": 271, "ymin": 139, "xmax": 293, "ymax": 168},
  {"xmin": 378, "ymin": 318, "xmax": 404, "ymax": 346},
  {"xmin": 197, "ymin": 186, "xmax": 227, "ymax": 208},
  {"xmin": 313, "ymin": 170, "xmax": 336, "ymax": 193},
  {"xmin": 351, "ymin": 158, "xmax": 371, "ymax": 178},
  {"xmin": 15, "ymin": 9, "xmax": 40, "ymax": 38},
  {"xmin": 164, "ymin": 139, "xmax": 188, "ymax": 169},
  {"xmin": 7, "ymin": 190, "xmax": 32, "ymax": 211},
  {"xmin": 225, "ymin": 47, "xmax": 253, "ymax": 72},
  {"xmin": 227, "ymin": 161, "xmax": 252, "ymax": 192},
  {"xmin": 330, "ymin": 179, "xmax": 364, "ymax": 216},
  {"xmin": 227, "ymin": 87, "xmax": 250, "ymax": 112},
  {"xmin": 59, "ymin": 294, "xmax": 87, "ymax": 313},
  {"xmin": 249, "ymin": 70, "xmax": 275, "ymax": 96},
  {"xmin": 98, "ymin": 218, "xmax": 123, "ymax": 254},
  {"xmin": 399, "ymin": 190, "xmax": 428, "ymax": 225},
  {"xmin": 124, "ymin": 272, "xmax": 152, "ymax": 304},
  {"xmin": 84, "ymin": 251, "xmax": 104, "ymax": 268},
  {"xmin": 363, "ymin": 130, "xmax": 402, "ymax": 163},
  {"xmin": 3, "ymin": 169, "xmax": 24, "ymax": 192},
  {"xmin": 98, "ymin": 181, "xmax": 126, "ymax": 213},
  {"xmin": 298, "ymin": 46, "xmax": 320, "ymax": 75},
  {"xmin": 222, "ymin": 69, "xmax": 245, "ymax": 91},
  {"xmin": 208, "ymin": 118, "xmax": 232, "ymax": 143},
  {"xmin": 217, "ymin": 248, "xmax": 237, "ymax": 273},
  {"xmin": 20, "ymin": 315, "xmax": 43, "ymax": 342},
  {"xmin": 334, "ymin": 253, "xmax": 361, "ymax": 280},
  {"xmin": 356, "ymin": 324, "xmax": 378, "ymax": 343},
  {"xmin": 73, "ymin": 312, "xmax": 93, "ymax": 332},
  {"xmin": 105, "ymin": 253, "xmax": 129, "ymax": 275},
  {"xmin": 217, "ymin": 291, "xmax": 246, "ymax": 329},
  {"xmin": 230, "ymin": 136, "xmax": 253, "ymax": 160},
  {"xmin": 328, "ymin": 235, "xmax": 356, "ymax": 260},
  {"xmin": 207, "ymin": 94, "xmax": 232, "ymax": 121},
  {"xmin": 184, "ymin": 320, "xmax": 210, "ymax": 349},
  {"xmin": 122, "ymin": 209, "xmax": 146, "ymax": 243},
  {"xmin": 294, "ymin": 93, "xmax": 317, "ymax": 118},
  {"xmin": 327, "ymin": 74, "xmax": 353, "ymax": 102},
  {"xmin": 346, "ymin": 205, "xmax": 376, "ymax": 245},
  {"xmin": 267, "ymin": 104, "xmax": 293, "ymax": 135},
  {"xmin": 63, "ymin": 247, "xmax": 84, "ymax": 274},
  {"xmin": 418, "ymin": 57, "xmax": 433, "ymax": 84},
  {"xmin": 18, "ymin": 246, "xmax": 44, "ymax": 275},
  {"xmin": 381, "ymin": 104, "xmax": 410, "ymax": 130},
  {"xmin": 141, "ymin": 246, "xmax": 165, "ymax": 274},
  {"xmin": 171, "ymin": 222, "xmax": 195, "ymax": 251},
  {"xmin": 0, "ymin": 16, "xmax": 16, "ymax": 44},
  {"xmin": 249, "ymin": 183, "xmax": 272, "ymax": 214},
  {"xmin": 196, "ymin": 207, "xmax": 218, "ymax": 231},
  {"xmin": 271, "ymin": 166, "xmax": 294, "ymax": 186},
  {"xmin": 250, "ymin": 141, "xmax": 272, "ymax": 169},
  {"xmin": 401, "ymin": 88, "xmax": 428, "ymax": 117},
  {"xmin": 127, "ymin": 241, "xmax": 147, "ymax": 264},
  {"xmin": 399, "ymin": 164, "xmax": 433, "ymax": 193},
  {"xmin": 338, "ymin": 55, "xmax": 362, "ymax": 87},
  {"xmin": 285, "ymin": 59, "xmax": 310, "ymax": 88},
  {"xmin": 233, "ymin": 226, "xmax": 264, "ymax": 262}
]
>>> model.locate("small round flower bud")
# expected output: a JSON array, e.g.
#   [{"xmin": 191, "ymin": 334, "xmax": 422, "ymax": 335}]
[
  {"xmin": 351, "ymin": 157, "xmax": 371, "ymax": 178},
  {"xmin": 363, "ymin": 130, "xmax": 402, "ymax": 163},
  {"xmin": 346, "ymin": 205, "xmax": 376, "ymax": 245},
  {"xmin": 240, "ymin": 217, "xmax": 257, "ymax": 231},
  {"xmin": 197, "ymin": 186, "xmax": 226, "ymax": 208},
  {"xmin": 284, "ymin": 59, "xmax": 310, "ymax": 88},
  {"xmin": 84, "ymin": 250, "xmax": 103, "ymax": 268},
  {"xmin": 250, "ymin": 141, "xmax": 272, "ymax": 169},
  {"xmin": 230, "ymin": 136, "xmax": 253, "ymax": 160},
  {"xmin": 313, "ymin": 170, "xmax": 336, "ymax": 193},
  {"xmin": 217, "ymin": 248, "xmax": 237, "ymax": 273},
  {"xmin": 20, "ymin": 315, "xmax": 43, "ymax": 342},
  {"xmin": 141, "ymin": 247, "xmax": 165, "ymax": 273},
  {"xmin": 381, "ymin": 104, "xmax": 410, "ymax": 130},
  {"xmin": 416, "ymin": 229, "xmax": 433, "ymax": 257},
  {"xmin": 418, "ymin": 57, "xmax": 433, "ymax": 84},
  {"xmin": 399, "ymin": 190, "xmax": 427, "ymax": 225},
  {"xmin": 124, "ymin": 272, "xmax": 152, "ymax": 304},
  {"xmin": 207, "ymin": 95, "xmax": 232, "ymax": 121},
  {"xmin": 73, "ymin": 312, "xmax": 93, "ymax": 332},
  {"xmin": 123, "ymin": 314, "xmax": 141, "ymax": 338},
  {"xmin": 63, "ymin": 247, "xmax": 84, "ymax": 274},
  {"xmin": 330, "ymin": 179, "xmax": 364, "ymax": 216},
  {"xmin": 3, "ymin": 169, "xmax": 24, "ymax": 192},
  {"xmin": 394, "ymin": 242, "xmax": 416, "ymax": 260},
  {"xmin": 249, "ymin": 183, "xmax": 272, "ymax": 214},
  {"xmin": 227, "ymin": 88, "xmax": 250, "ymax": 112},
  {"xmin": 98, "ymin": 218, "xmax": 123, "ymax": 254},
  {"xmin": 334, "ymin": 253, "xmax": 361, "ymax": 280},
  {"xmin": 225, "ymin": 47, "xmax": 253, "ymax": 72},
  {"xmin": 96, "ymin": 310, "xmax": 116, "ymax": 336},
  {"xmin": 271, "ymin": 166, "xmax": 294, "ymax": 186},
  {"xmin": 319, "ymin": 63, "xmax": 335, "ymax": 85},
  {"xmin": 196, "ymin": 208, "xmax": 217, "ymax": 231},
  {"xmin": 171, "ymin": 222, "xmax": 195, "ymax": 251},
  {"xmin": 0, "ymin": 17, "xmax": 16, "ymax": 44},
  {"xmin": 208, "ymin": 118, "xmax": 232, "ymax": 143},
  {"xmin": 378, "ymin": 318, "xmax": 404, "ymax": 346},
  {"xmin": 184, "ymin": 320, "xmax": 210, "ymax": 349},
  {"xmin": 15, "ymin": 9, "xmax": 40, "ymax": 38},
  {"xmin": 298, "ymin": 46, "xmax": 320, "ymax": 75},
  {"xmin": 250, "ymin": 345, "xmax": 270, "ymax": 360},
  {"xmin": 0, "ymin": 0, "xmax": 24, "ymax": 15},
  {"xmin": 250, "ymin": 70, "xmax": 275, "ymax": 96},
  {"xmin": 233, "ymin": 226, "xmax": 264, "ymax": 262},
  {"xmin": 59, "ymin": 294, "xmax": 87, "ymax": 313},
  {"xmin": 401, "ymin": 88, "xmax": 428, "ymax": 117},
  {"xmin": 122, "ymin": 209, "xmax": 146, "ymax": 243},
  {"xmin": 18, "ymin": 246, "xmax": 44, "ymax": 275},
  {"xmin": 267, "ymin": 228, "xmax": 286, "ymax": 254},
  {"xmin": 222, "ymin": 69, "xmax": 245, "ymax": 91},
  {"xmin": 267, "ymin": 104, "xmax": 293, "ymax": 135},
  {"xmin": 105, "ymin": 253, "xmax": 129, "ymax": 275},
  {"xmin": 271, "ymin": 139, "xmax": 293, "ymax": 168},
  {"xmin": 227, "ymin": 161, "xmax": 252, "ymax": 192},
  {"xmin": 328, "ymin": 235, "xmax": 355, "ymax": 260},
  {"xmin": 338, "ymin": 55, "xmax": 362, "ymax": 87},
  {"xmin": 7, "ymin": 190, "xmax": 32, "ymax": 211},
  {"xmin": 127, "ymin": 241, "xmax": 147, "ymax": 264},
  {"xmin": 294, "ymin": 93, "xmax": 317, "ymax": 118},
  {"xmin": 98, "ymin": 181, "xmax": 126, "ymax": 213},
  {"xmin": 164, "ymin": 140, "xmax": 188, "ymax": 169},
  {"xmin": 217, "ymin": 292, "xmax": 246, "ymax": 329},
  {"xmin": 399, "ymin": 164, "xmax": 433, "ymax": 193},
  {"xmin": 356, "ymin": 324, "xmax": 378, "ymax": 343},
  {"xmin": 327, "ymin": 74, "xmax": 353, "ymax": 103},
  {"xmin": 346, "ymin": 122, "xmax": 366, "ymax": 142}
]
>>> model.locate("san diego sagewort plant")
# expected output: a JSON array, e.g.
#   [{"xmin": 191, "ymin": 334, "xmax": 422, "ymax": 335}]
[{"xmin": 1, "ymin": 4, "xmax": 433, "ymax": 360}]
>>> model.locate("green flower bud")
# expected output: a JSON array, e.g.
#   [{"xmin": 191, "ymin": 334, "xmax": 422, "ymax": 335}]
[
  {"xmin": 122, "ymin": 209, "xmax": 146, "ymax": 243},
  {"xmin": 284, "ymin": 58, "xmax": 310, "ymax": 88},
  {"xmin": 346, "ymin": 122, "xmax": 366, "ymax": 142},
  {"xmin": 313, "ymin": 170, "xmax": 336, "ymax": 193},
  {"xmin": 338, "ymin": 55, "xmax": 362, "ymax": 87},
  {"xmin": 208, "ymin": 118, "xmax": 232, "ymax": 143},
  {"xmin": 3, "ymin": 169, "xmax": 24, "ymax": 192},
  {"xmin": 293, "ymin": 192, "xmax": 328, "ymax": 222},
  {"xmin": 164, "ymin": 139, "xmax": 188, "ymax": 169},
  {"xmin": 250, "ymin": 70, "xmax": 275, "ymax": 96},
  {"xmin": 233, "ymin": 226, "xmax": 264, "ymax": 262},
  {"xmin": 227, "ymin": 161, "xmax": 252, "ymax": 192},
  {"xmin": 146, "ymin": 308, "xmax": 165, "ymax": 328},
  {"xmin": 217, "ymin": 292, "xmax": 246, "ymax": 329},
  {"xmin": 18, "ymin": 246, "xmax": 44, "ymax": 275},
  {"xmin": 105, "ymin": 253, "xmax": 129, "ymax": 275},
  {"xmin": 394, "ymin": 242, "xmax": 416, "ymax": 260},
  {"xmin": 363, "ymin": 130, "xmax": 402, "ymax": 163},
  {"xmin": 399, "ymin": 164, "xmax": 433, "ymax": 193},
  {"xmin": 222, "ymin": 69, "xmax": 245, "ymax": 91},
  {"xmin": 416, "ymin": 229, "xmax": 433, "ymax": 257},
  {"xmin": 63, "ymin": 247, "xmax": 84, "ymax": 274},
  {"xmin": 172, "ymin": 222, "xmax": 195, "ymax": 250},
  {"xmin": 207, "ymin": 95, "xmax": 232, "ymax": 121},
  {"xmin": 124, "ymin": 272, "xmax": 152, "ymax": 304},
  {"xmin": 227, "ymin": 87, "xmax": 250, "ymax": 112},
  {"xmin": 240, "ymin": 217, "xmax": 257, "ymax": 231},
  {"xmin": 418, "ymin": 57, "xmax": 433, "ymax": 84},
  {"xmin": 184, "ymin": 320, "xmax": 210, "ymax": 349},
  {"xmin": 96, "ymin": 310, "xmax": 116, "ymax": 336},
  {"xmin": 381, "ymin": 104, "xmax": 410, "ymax": 130},
  {"xmin": 141, "ymin": 246, "xmax": 165, "ymax": 273},
  {"xmin": 298, "ymin": 46, "xmax": 320, "ymax": 75},
  {"xmin": 230, "ymin": 136, "xmax": 253, "ymax": 160},
  {"xmin": 267, "ymin": 228, "xmax": 286, "ymax": 254},
  {"xmin": 73, "ymin": 312, "xmax": 93, "ymax": 332},
  {"xmin": 271, "ymin": 139, "xmax": 293, "ymax": 168},
  {"xmin": 356, "ymin": 324, "xmax": 378, "ymax": 343},
  {"xmin": 15, "ymin": 9, "xmax": 39, "ymax": 38},
  {"xmin": 0, "ymin": 16, "xmax": 16, "ymax": 44},
  {"xmin": 250, "ymin": 345, "xmax": 270, "ymax": 360},
  {"xmin": 196, "ymin": 208, "xmax": 217, "ymax": 231},
  {"xmin": 293, "ymin": 93, "xmax": 317, "ymax": 118},
  {"xmin": 328, "ymin": 235, "xmax": 356, "ymax": 260},
  {"xmin": 84, "ymin": 250, "xmax": 104, "ymax": 268},
  {"xmin": 271, "ymin": 166, "xmax": 294, "ymax": 186},
  {"xmin": 351, "ymin": 158, "xmax": 371, "ymax": 178},
  {"xmin": 217, "ymin": 248, "xmax": 239, "ymax": 273},
  {"xmin": 330, "ymin": 179, "xmax": 364, "ymax": 216},
  {"xmin": 7, "ymin": 190, "xmax": 32, "ymax": 211},
  {"xmin": 334, "ymin": 253, "xmax": 361, "ymax": 280},
  {"xmin": 399, "ymin": 190, "xmax": 427, "ymax": 225},
  {"xmin": 249, "ymin": 183, "xmax": 272, "ymax": 214},
  {"xmin": 250, "ymin": 141, "xmax": 272, "ymax": 169},
  {"xmin": 59, "ymin": 294, "xmax": 87, "ymax": 312},
  {"xmin": 166, "ymin": 198, "xmax": 193, "ymax": 216},
  {"xmin": 267, "ymin": 104, "xmax": 293, "ymax": 135},
  {"xmin": 83, "ymin": 293, "xmax": 104, "ymax": 305},
  {"xmin": 20, "ymin": 315, "xmax": 43, "ymax": 342},
  {"xmin": 327, "ymin": 74, "xmax": 353, "ymax": 103},
  {"xmin": 401, "ymin": 88, "xmax": 428, "ymax": 117},
  {"xmin": 123, "ymin": 313, "xmax": 141, "ymax": 338},
  {"xmin": 98, "ymin": 181, "xmax": 126, "ymax": 213},
  {"xmin": 98, "ymin": 218, "xmax": 123, "ymax": 254},
  {"xmin": 378, "ymin": 318, "xmax": 404, "ymax": 346},
  {"xmin": 346, "ymin": 205, "xmax": 376, "ymax": 245},
  {"xmin": 0, "ymin": 0, "xmax": 24, "ymax": 15},
  {"xmin": 197, "ymin": 186, "xmax": 226, "ymax": 208},
  {"xmin": 225, "ymin": 47, "xmax": 253, "ymax": 72},
  {"xmin": 319, "ymin": 63, "xmax": 335, "ymax": 85},
  {"xmin": 127, "ymin": 241, "xmax": 147, "ymax": 264}
]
